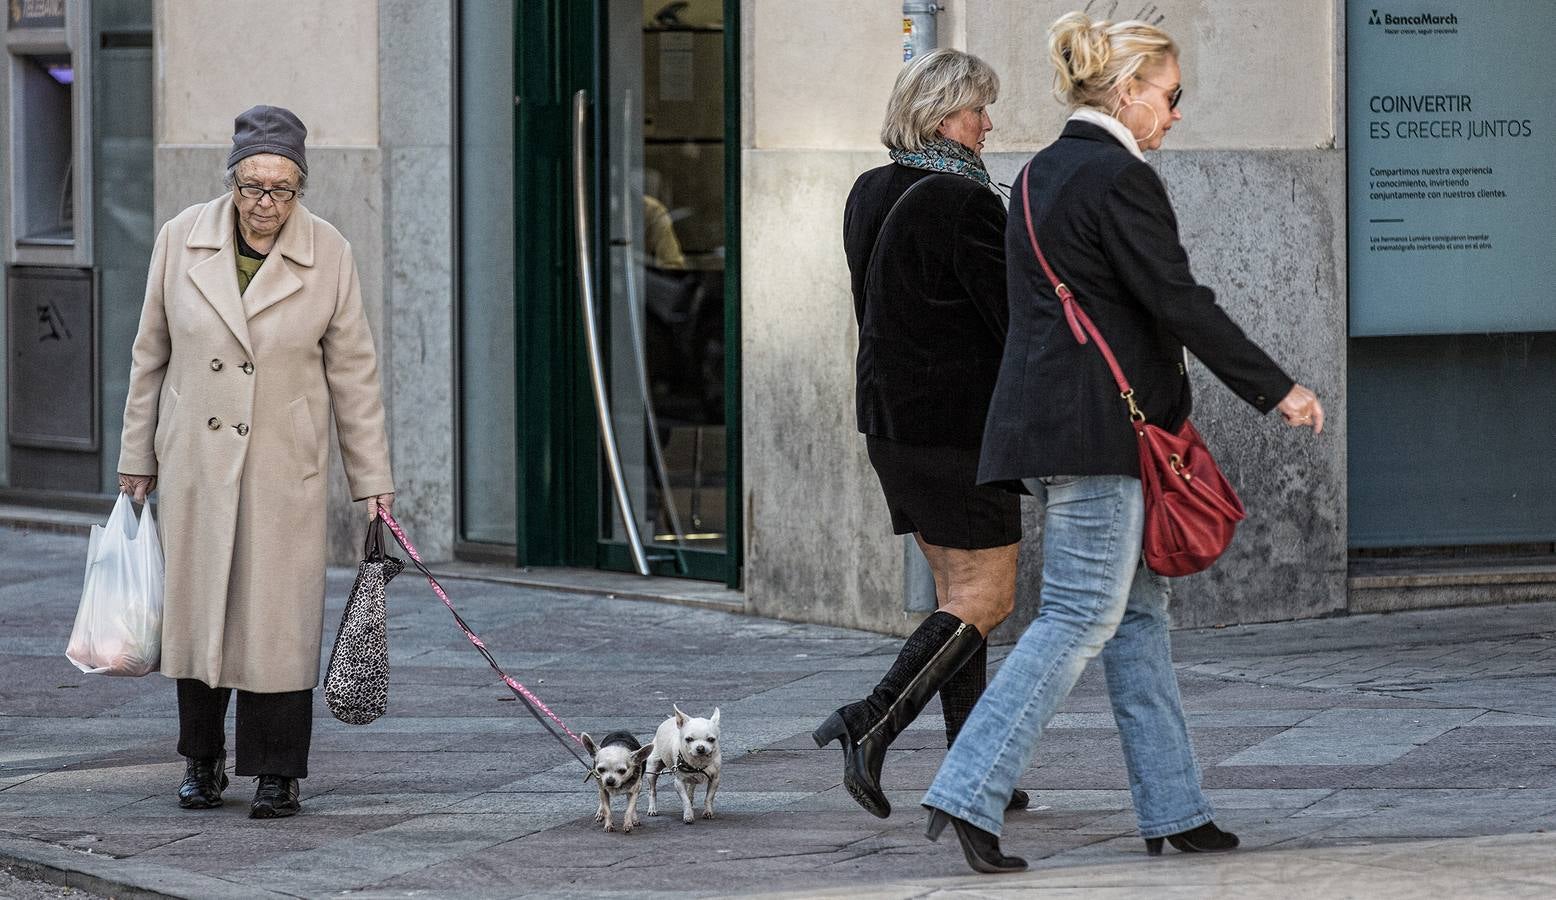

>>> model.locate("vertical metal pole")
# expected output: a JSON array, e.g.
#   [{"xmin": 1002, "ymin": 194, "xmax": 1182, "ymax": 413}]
[
  {"xmin": 902, "ymin": 1, "xmax": 940, "ymax": 63},
  {"xmin": 900, "ymin": 0, "xmax": 940, "ymax": 612},
  {"xmin": 573, "ymin": 89, "xmax": 651, "ymax": 576}
]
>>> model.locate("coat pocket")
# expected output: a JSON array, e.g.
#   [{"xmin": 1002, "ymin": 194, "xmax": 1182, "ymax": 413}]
[
  {"xmin": 153, "ymin": 386, "xmax": 181, "ymax": 459},
  {"xmin": 289, "ymin": 397, "xmax": 321, "ymax": 481}
]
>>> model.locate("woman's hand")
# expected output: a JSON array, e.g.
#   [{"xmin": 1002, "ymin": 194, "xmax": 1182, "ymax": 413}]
[
  {"xmin": 366, "ymin": 493, "xmax": 395, "ymax": 521},
  {"xmin": 1276, "ymin": 384, "xmax": 1324, "ymax": 434},
  {"xmin": 117, "ymin": 474, "xmax": 157, "ymax": 503}
]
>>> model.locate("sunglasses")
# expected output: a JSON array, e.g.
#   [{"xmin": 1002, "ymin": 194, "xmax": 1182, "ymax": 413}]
[{"xmin": 1136, "ymin": 75, "xmax": 1182, "ymax": 110}]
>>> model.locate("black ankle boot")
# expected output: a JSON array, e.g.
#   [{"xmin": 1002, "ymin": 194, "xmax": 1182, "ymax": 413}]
[
  {"xmin": 250, "ymin": 775, "xmax": 301, "ymax": 819},
  {"xmin": 813, "ymin": 612, "xmax": 983, "ymax": 818},
  {"xmin": 925, "ymin": 807, "xmax": 1027, "ymax": 874},
  {"xmin": 1144, "ymin": 820, "xmax": 1239, "ymax": 855},
  {"xmin": 177, "ymin": 750, "xmax": 228, "ymax": 809},
  {"xmin": 938, "ymin": 640, "xmax": 1030, "ymax": 813}
]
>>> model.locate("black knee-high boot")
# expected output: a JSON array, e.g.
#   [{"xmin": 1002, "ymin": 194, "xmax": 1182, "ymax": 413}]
[
  {"xmin": 938, "ymin": 639, "xmax": 986, "ymax": 747},
  {"xmin": 939, "ymin": 642, "xmax": 1029, "ymax": 811},
  {"xmin": 813, "ymin": 611, "xmax": 983, "ymax": 818}
]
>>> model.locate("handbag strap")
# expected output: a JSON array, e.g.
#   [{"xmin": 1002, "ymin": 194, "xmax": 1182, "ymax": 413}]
[
  {"xmin": 363, "ymin": 517, "xmax": 386, "ymax": 561},
  {"xmin": 375, "ymin": 509, "xmax": 593, "ymax": 772},
  {"xmin": 864, "ymin": 173, "xmax": 939, "ymax": 278},
  {"xmin": 1017, "ymin": 164, "xmax": 1145, "ymax": 422}
]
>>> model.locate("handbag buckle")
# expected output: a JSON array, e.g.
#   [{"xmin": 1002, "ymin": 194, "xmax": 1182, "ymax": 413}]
[
  {"xmin": 1054, "ymin": 282, "xmax": 1073, "ymax": 301},
  {"xmin": 1122, "ymin": 389, "xmax": 1146, "ymax": 422},
  {"xmin": 1169, "ymin": 453, "xmax": 1191, "ymax": 480}
]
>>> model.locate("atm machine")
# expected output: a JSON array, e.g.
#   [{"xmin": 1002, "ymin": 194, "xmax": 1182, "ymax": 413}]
[{"xmin": 4, "ymin": 0, "xmax": 152, "ymax": 495}]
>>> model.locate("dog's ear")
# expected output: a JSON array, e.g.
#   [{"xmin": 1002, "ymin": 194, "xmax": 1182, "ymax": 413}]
[
  {"xmin": 580, "ymin": 732, "xmax": 598, "ymax": 756},
  {"xmin": 633, "ymin": 743, "xmax": 656, "ymax": 764},
  {"xmin": 673, "ymin": 704, "xmax": 688, "ymax": 727},
  {"xmin": 710, "ymin": 707, "xmax": 721, "ymax": 726}
]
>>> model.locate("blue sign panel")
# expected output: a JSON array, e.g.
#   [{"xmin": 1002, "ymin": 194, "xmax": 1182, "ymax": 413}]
[{"xmin": 1347, "ymin": 1, "xmax": 1556, "ymax": 335}]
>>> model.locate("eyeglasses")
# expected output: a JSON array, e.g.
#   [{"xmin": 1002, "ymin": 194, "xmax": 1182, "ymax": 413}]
[
  {"xmin": 237, "ymin": 184, "xmax": 298, "ymax": 204},
  {"xmin": 1136, "ymin": 76, "xmax": 1182, "ymax": 110}
]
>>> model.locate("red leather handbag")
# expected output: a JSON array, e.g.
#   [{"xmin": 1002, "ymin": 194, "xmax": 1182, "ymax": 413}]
[{"xmin": 1018, "ymin": 166, "xmax": 1245, "ymax": 577}]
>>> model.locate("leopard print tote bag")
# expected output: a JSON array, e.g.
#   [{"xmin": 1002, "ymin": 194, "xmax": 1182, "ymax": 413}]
[{"xmin": 324, "ymin": 520, "xmax": 404, "ymax": 725}]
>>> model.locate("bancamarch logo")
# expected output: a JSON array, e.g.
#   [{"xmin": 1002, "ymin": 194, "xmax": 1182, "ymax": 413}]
[{"xmin": 1368, "ymin": 10, "xmax": 1459, "ymax": 26}]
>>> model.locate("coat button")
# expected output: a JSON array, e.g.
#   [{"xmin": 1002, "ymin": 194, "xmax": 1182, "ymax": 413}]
[
  {"xmin": 235, "ymin": 423, "xmax": 250, "ymax": 436},
  {"xmin": 207, "ymin": 416, "xmax": 223, "ymax": 430},
  {"xmin": 210, "ymin": 358, "xmax": 224, "ymax": 372},
  {"xmin": 240, "ymin": 361, "xmax": 254, "ymax": 375}
]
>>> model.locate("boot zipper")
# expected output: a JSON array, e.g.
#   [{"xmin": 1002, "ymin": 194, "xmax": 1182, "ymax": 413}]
[{"xmin": 861, "ymin": 622, "xmax": 970, "ymax": 742}]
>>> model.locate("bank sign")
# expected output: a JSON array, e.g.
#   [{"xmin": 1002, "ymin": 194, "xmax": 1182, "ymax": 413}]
[{"xmin": 1348, "ymin": 1, "xmax": 1554, "ymax": 335}]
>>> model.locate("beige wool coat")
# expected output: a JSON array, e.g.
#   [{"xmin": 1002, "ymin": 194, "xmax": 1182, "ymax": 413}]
[{"xmin": 118, "ymin": 195, "xmax": 393, "ymax": 693}]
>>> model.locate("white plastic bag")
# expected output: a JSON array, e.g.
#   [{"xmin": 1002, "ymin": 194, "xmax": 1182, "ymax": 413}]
[{"xmin": 65, "ymin": 494, "xmax": 164, "ymax": 676}]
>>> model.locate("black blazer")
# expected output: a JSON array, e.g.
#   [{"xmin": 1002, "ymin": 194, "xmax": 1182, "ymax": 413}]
[
  {"xmin": 979, "ymin": 121, "xmax": 1294, "ymax": 485},
  {"xmin": 843, "ymin": 164, "xmax": 1008, "ymax": 447}
]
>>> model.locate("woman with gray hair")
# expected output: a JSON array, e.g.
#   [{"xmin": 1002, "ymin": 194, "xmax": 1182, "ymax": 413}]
[
  {"xmin": 117, "ymin": 105, "xmax": 395, "ymax": 819},
  {"xmin": 817, "ymin": 48, "xmax": 1027, "ymax": 819}
]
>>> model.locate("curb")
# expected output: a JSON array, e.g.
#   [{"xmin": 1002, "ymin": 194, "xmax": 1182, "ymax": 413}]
[
  {"xmin": 0, "ymin": 836, "xmax": 288, "ymax": 900},
  {"xmin": 0, "ymin": 516, "xmax": 751, "ymax": 618},
  {"xmin": 0, "ymin": 513, "xmax": 98, "ymax": 537},
  {"xmin": 433, "ymin": 562, "xmax": 746, "ymax": 615}
]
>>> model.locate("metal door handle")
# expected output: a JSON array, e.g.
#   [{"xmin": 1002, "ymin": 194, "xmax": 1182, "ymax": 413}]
[
  {"xmin": 573, "ymin": 89, "xmax": 651, "ymax": 576},
  {"xmin": 617, "ymin": 88, "xmax": 689, "ymax": 560}
]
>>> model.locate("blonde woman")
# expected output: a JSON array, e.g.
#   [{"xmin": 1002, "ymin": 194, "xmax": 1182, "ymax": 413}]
[
  {"xmin": 819, "ymin": 48, "xmax": 1027, "ymax": 820},
  {"xmin": 920, "ymin": 13, "xmax": 1323, "ymax": 873}
]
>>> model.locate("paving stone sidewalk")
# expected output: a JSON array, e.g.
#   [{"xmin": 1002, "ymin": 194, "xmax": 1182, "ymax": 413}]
[{"xmin": 1, "ymin": 525, "xmax": 1553, "ymax": 899}]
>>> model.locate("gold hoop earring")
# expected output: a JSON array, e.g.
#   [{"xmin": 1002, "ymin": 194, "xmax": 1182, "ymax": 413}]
[{"xmin": 1111, "ymin": 98, "xmax": 1161, "ymax": 145}]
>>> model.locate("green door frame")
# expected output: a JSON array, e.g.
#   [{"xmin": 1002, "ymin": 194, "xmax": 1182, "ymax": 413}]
[
  {"xmin": 512, "ymin": 0, "xmax": 592, "ymax": 570},
  {"xmin": 513, "ymin": 0, "xmax": 743, "ymax": 588}
]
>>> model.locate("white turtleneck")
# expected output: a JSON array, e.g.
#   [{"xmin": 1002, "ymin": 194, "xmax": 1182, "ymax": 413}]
[{"xmin": 1067, "ymin": 107, "xmax": 1147, "ymax": 162}]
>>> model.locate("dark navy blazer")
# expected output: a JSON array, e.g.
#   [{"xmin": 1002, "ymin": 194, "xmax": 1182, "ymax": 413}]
[
  {"xmin": 843, "ymin": 164, "xmax": 1008, "ymax": 447},
  {"xmin": 978, "ymin": 121, "xmax": 1294, "ymax": 486}
]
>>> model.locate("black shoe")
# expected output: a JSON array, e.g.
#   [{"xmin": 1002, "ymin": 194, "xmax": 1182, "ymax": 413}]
[
  {"xmin": 250, "ymin": 775, "xmax": 301, "ymax": 819},
  {"xmin": 1145, "ymin": 821, "xmax": 1239, "ymax": 855},
  {"xmin": 177, "ymin": 751, "xmax": 228, "ymax": 809},
  {"xmin": 813, "ymin": 613, "xmax": 984, "ymax": 818},
  {"xmin": 1006, "ymin": 788, "xmax": 1030, "ymax": 811},
  {"xmin": 925, "ymin": 807, "xmax": 1027, "ymax": 874}
]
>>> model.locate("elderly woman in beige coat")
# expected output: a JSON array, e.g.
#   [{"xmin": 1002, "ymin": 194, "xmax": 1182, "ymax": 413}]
[{"xmin": 117, "ymin": 105, "xmax": 393, "ymax": 820}]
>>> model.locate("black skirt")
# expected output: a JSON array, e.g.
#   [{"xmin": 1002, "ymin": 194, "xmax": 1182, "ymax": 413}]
[{"xmin": 865, "ymin": 435, "xmax": 1021, "ymax": 550}]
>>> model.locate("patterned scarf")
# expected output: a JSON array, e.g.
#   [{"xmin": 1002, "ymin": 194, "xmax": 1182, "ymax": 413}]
[{"xmin": 889, "ymin": 136, "xmax": 992, "ymax": 186}]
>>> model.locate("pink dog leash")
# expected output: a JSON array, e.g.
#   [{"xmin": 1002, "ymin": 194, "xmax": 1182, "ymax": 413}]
[{"xmin": 376, "ymin": 509, "xmax": 592, "ymax": 770}]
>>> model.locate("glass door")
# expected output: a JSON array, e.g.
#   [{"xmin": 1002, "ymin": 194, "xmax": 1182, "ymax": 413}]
[
  {"xmin": 589, "ymin": 0, "xmax": 734, "ymax": 580},
  {"xmin": 500, "ymin": 0, "xmax": 737, "ymax": 582}
]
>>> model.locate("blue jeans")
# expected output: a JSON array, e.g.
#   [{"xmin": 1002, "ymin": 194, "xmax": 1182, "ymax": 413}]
[{"xmin": 921, "ymin": 475, "xmax": 1213, "ymax": 839}]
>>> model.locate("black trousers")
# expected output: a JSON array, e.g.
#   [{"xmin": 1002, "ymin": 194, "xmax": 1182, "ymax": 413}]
[{"xmin": 176, "ymin": 678, "xmax": 314, "ymax": 778}]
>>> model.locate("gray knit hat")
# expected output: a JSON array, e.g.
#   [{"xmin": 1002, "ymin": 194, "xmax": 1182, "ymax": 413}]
[{"xmin": 228, "ymin": 105, "xmax": 308, "ymax": 174}]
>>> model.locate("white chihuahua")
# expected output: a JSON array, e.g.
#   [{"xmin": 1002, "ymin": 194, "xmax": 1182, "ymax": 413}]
[
  {"xmin": 581, "ymin": 731, "xmax": 655, "ymax": 833},
  {"xmin": 646, "ymin": 705, "xmax": 722, "ymax": 824}
]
